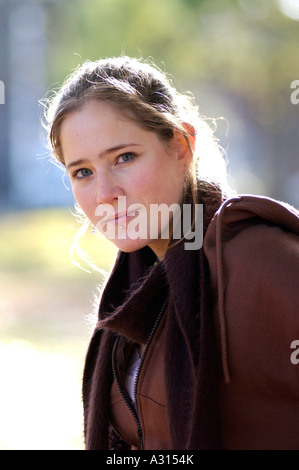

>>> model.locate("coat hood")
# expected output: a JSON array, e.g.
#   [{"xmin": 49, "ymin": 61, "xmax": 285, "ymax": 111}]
[{"xmin": 204, "ymin": 194, "xmax": 299, "ymax": 384}]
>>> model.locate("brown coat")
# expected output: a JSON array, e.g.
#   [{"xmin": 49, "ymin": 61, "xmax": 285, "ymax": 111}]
[
  {"xmin": 204, "ymin": 195, "xmax": 299, "ymax": 449},
  {"xmin": 82, "ymin": 194, "xmax": 299, "ymax": 450}
]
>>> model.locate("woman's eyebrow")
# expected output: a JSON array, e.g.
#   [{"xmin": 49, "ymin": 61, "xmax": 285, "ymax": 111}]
[
  {"xmin": 100, "ymin": 143, "xmax": 140, "ymax": 157},
  {"xmin": 66, "ymin": 159, "xmax": 86, "ymax": 170},
  {"xmin": 66, "ymin": 143, "xmax": 140, "ymax": 170}
]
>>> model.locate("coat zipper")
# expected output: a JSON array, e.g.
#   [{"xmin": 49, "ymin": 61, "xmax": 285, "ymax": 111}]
[{"xmin": 112, "ymin": 294, "xmax": 169, "ymax": 450}]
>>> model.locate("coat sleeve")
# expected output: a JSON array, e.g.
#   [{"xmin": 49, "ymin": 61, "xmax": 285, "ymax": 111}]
[{"xmin": 204, "ymin": 218, "xmax": 299, "ymax": 449}]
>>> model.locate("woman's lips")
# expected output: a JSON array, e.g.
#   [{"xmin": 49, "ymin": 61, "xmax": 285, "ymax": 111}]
[{"xmin": 107, "ymin": 210, "xmax": 139, "ymax": 225}]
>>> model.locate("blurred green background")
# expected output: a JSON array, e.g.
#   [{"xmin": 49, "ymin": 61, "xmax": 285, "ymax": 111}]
[
  {"xmin": 0, "ymin": 208, "xmax": 117, "ymax": 449},
  {"xmin": 1, "ymin": 0, "xmax": 299, "ymax": 450}
]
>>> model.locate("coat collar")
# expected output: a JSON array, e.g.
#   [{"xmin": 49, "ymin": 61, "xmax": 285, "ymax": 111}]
[
  {"xmin": 95, "ymin": 184, "xmax": 223, "ymax": 346},
  {"xmin": 96, "ymin": 237, "xmax": 201, "ymax": 346},
  {"xmin": 96, "ymin": 247, "xmax": 168, "ymax": 344}
]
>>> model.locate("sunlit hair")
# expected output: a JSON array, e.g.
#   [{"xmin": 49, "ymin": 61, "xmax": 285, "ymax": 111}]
[{"xmin": 42, "ymin": 55, "xmax": 233, "ymax": 270}]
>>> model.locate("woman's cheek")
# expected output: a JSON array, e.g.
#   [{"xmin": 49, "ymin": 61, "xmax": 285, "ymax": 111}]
[{"xmin": 72, "ymin": 185, "xmax": 94, "ymax": 217}]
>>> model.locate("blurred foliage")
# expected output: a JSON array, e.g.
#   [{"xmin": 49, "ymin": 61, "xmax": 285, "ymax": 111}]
[
  {"xmin": 0, "ymin": 208, "xmax": 117, "ymax": 345},
  {"xmin": 0, "ymin": 207, "xmax": 118, "ymax": 449},
  {"xmin": 45, "ymin": 0, "xmax": 299, "ymax": 209},
  {"xmin": 46, "ymin": 0, "xmax": 299, "ymax": 102},
  {"xmin": 0, "ymin": 207, "xmax": 117, "ymax": 277}
]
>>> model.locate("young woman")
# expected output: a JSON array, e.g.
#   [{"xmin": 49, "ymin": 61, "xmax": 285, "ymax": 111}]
[{"xmin": 44, "ymin": 56, "xmax": 299, "ymax": 450}]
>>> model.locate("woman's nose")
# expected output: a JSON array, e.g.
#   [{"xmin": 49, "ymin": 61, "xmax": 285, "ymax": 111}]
[{"xmin": 95, "ymin": 171, "xmax": 124, "ymax": 205}]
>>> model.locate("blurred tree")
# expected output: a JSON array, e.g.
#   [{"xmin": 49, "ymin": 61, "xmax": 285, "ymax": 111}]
[{"xmin": 45, "ymin": 0, "xmax": 299, "ymax": 94}]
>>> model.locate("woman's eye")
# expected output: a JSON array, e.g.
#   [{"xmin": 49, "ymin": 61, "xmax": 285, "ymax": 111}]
[
  {"xmin": 73, "ymin": 168, "xmax": 92, "ymax": 179},
  {"xmin": 117, "ymin": 153, "xmax": 136, "ymax": 164}
]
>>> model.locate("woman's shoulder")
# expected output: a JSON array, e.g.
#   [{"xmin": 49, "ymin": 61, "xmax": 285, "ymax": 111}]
[
  {"xmin": 203, "ymin": 193, "xmax": 299, "ymax": 295},
  {"xmin": 204, "ymin": 193, "xmax": 299, "ymax": 250},
  {"xmin": 202, "ymin": 194, "xmax": 299, "ymax": 385}
]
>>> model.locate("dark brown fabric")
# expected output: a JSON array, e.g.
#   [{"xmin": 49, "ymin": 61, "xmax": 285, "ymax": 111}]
[
  {"xmin": 82, "ymin": 186, "xmax": 223, "ymax": 450},
  {"xmin": 110, "ymin": 338, "xmax": 139, "ymax": 448},
  {"xmin": 204, "ymin": 195, "xmax": 299, "ymax": 449},
  {"xmin": 82, "ymin": 191, "xmax": 299, "ymax": 450},
  {"xmin": 110, "ymin": 312, "xmax": 170, "ymax": 449}
]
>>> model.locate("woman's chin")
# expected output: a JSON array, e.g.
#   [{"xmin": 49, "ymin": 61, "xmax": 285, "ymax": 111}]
[{"xmin": 108, "ymin": 237, "xmax": 152, "ymax": 253}]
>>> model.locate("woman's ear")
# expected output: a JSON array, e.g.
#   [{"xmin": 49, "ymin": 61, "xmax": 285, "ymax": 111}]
[
  {"xmin": 183, "ymin": 123, "xmax": 196, "ymax": 152},
  {"xmin": 172, "ymin": 123, "xmax": 196, "ymax": 169}
]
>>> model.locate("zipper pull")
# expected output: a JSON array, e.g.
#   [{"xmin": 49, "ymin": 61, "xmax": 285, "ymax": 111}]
[{"xmin": 137, "ymin": 424, "xmax": 143, "ymax": 450}]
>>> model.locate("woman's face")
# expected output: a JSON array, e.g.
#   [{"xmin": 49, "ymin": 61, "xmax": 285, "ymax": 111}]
[{"xmin": 60, "ymin": 99, "xmax": 189, "ymax": 259}]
